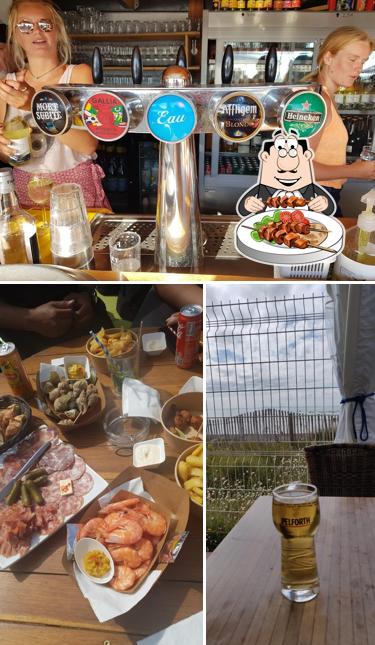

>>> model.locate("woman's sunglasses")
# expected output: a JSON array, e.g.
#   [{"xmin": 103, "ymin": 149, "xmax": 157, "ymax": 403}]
[{"xmin": 16, "ymin": 20, "xmax": 54, "ymax": 34}]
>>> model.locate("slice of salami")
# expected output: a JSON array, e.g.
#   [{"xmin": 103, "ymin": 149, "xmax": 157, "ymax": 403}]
[
  {"xmin": 48, "ymin": 456, "xmax": 86, "ymax": 484},
  {"xmin": 39, "ymin": 443, "xmax": 75, "ymax": 474},
  {"xmin": 37, "ymin": 426, "xmax": 58, "ymax": 443},
  {"xmin": 58, "ymin": 494, "xmax": 83, "ymax": 518},
  {"xmin": 73, "ymin": 471, "xmax": 94, "ymax": 496},
  {"xmin": 35, "ymin": 503, "xmax": 64, "ymax": 535},
  {"xmin": 2, "ymin": 458, "xmax": 26, "ymax": 483},
  {"xmin": 40, "ymin": 482, "xmax": 62, "ymax": 504}
]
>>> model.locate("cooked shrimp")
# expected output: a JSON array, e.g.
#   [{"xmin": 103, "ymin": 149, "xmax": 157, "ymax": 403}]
[
  {"xmin": 77, "ymin": 517, "xmax": 106, "ymax": 541},
  {"xmin": 105, "ymin": 519, "xmax": 143, "ymax": 545},
  {"xmin": 133, "ymin": 538, "xmax": 154, "ymax": 562},
  {"xmin": 137, "ymin": 504, "xmax": 167, "ymax": 537},
  {"xmin": 102, "ymin": 511, "xmax": 128, "ymax": 531},
  {"xmin": 133, "ymin": 559, "xmax": 151, "ymax": 581},
  {"xmin": 109, "ymin": 564, "xmax": 136, "ymax": 592},
  {"xmin": 98, "ymin": 498, "xmax": 139, "ymax": 516},
  {"xmin": 108, "ymin": 546, "xmax": 142, "ymax": 568}
]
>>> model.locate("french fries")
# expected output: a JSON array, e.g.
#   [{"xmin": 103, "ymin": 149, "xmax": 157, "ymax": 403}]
[
  {"xmin": 88, "ymin": 328, "xmax": 135, "ymax": 358},
  {"xmin": 177, "ymin": 444, "xmax": 203, "ymax": 507}
]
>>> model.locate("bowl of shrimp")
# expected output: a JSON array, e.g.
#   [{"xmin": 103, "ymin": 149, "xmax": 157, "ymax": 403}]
[
  {"xmin": 161, "ymin": 392, "xmax": 203, "ymax": 453},
  {"xmin": 86, "ymin": 328, "xmax": 139, "ymax": 376},
  {"xmin": 74, "ymin": 492, "xmax": 170, "ymax": 593}
]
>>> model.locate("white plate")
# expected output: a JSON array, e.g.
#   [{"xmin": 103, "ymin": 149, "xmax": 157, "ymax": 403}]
[
  {"xmin": 0, "ymin": 264, "xmax": 95, "ymax": 282},
  {"xmin": 74, "ymin": 537, "xmax": 114, "ymax": 584},
  {"xmin": 0, "ymin": 438, "xmax": 108, "ymax": 570},
  {"xmin": 235, "ymin": 210, "xmax": 345, "ymax": 266}
]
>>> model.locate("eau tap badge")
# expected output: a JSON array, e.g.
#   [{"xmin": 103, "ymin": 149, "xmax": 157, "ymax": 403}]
[
  {"xmin": 282, "ymin": 91, "xmax": 327, "ymax": 138},
  {"xmin": 213, "ymin": 92, "xmax": 264, "ymax": 142},
  {"xmin": 233, "ymin": 127, "xmax": 345, "ymax": 267},
  {"xmin": 31, "ymin": 89, "xmax": 72, "ymax": 136},
  {"xmin": 82, "ymin": 92, "xmax": 129, "ymax": 141},
  {"xmin": 147, "ymin": 93, "xmax": 197, "ymax": 143}
]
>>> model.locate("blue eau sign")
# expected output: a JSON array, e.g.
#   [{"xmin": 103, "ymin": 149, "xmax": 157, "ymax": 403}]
[{"xmin": 147, "ymin": 93, "xmax": 197, "ymax": 143}]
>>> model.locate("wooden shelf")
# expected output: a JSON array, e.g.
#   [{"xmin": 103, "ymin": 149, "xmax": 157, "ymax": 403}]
[
  {"xmin": 103, "ymin": 66, "xmax": 201, "ymax": 71},
  {"xmin": 72, "ymin": 31, "xmax": 201, "ymax": 42}
]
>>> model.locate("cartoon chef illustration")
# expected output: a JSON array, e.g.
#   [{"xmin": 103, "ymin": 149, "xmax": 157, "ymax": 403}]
[{"xmin": 237, "ymin": 129, "xmax": 336, "ymax": 217}]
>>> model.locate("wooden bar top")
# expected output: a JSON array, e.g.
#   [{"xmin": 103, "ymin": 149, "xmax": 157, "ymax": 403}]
[
  {"xmin": 0, "ymin": 335, "xmax": 203, "ymax": 643},
  {"xmin": 207, "ymin": 495, "xmax": 375, "ymax": 645}
]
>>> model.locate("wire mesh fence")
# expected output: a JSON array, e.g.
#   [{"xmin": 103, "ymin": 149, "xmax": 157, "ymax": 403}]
[{"xmin": 206, "ymin": 291, "xmax": 340, "ymax": 550}]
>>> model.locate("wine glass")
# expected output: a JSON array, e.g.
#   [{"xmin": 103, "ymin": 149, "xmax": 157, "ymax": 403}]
[{"xmin": 27, "ymin": 174, "xmax": 54, "ymax": 264}]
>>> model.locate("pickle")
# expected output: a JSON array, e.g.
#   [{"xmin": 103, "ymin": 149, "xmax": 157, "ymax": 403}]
[
  {"xmin": 5, "ymin": 479, "xmax": 21, "ymax": 505},
  {"xmin": 21, "ymin": 482, "xmax": 31, "ymax": 506},
  {"xmin": 28, "ymin": 475, "xmax": 48, "ymax": 487},
  {"xmin": 26, "ymin": 468, "xmax": 47, "ymax": 480},
  {"xmin": 25, "ymin": 481, "xmax": 43, "ymax": 505}
]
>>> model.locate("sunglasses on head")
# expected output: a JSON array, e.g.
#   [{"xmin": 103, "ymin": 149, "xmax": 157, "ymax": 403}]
[{"xmin": 16, "ymin": 20, "xmax": 54, "ymax": 34}]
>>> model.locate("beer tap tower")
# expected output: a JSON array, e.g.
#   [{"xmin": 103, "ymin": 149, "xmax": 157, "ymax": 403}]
[{"xmin": 31, "ymin": 45, "xmax": 325, "ymax": 273}]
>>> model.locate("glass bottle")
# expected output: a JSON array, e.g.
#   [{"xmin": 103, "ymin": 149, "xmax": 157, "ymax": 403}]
[
  {"xmin": 3, "ymin": 116, "xmax": 31, "ymax": 166},
  {"xmin": 0, "ymin": 168, "xmax": 40, "ymax": 264}
]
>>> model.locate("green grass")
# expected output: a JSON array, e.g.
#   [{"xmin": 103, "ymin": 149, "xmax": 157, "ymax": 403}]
[{"xmin": 96, "ymin": 292, "xmax": 130, "ymax": 328}]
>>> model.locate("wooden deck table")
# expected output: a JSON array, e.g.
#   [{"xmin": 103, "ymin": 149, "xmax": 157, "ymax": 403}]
[
  {"xmin": 207, "ymin": 495, "xmax": 375, "ymax": 645},
  {"xmin": 0, "ymin": 334, "xmax": 203, "ymax": 644}
]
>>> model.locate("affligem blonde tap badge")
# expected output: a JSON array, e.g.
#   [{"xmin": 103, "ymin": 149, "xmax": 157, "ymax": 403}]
[{"xmin": 234, "ymin": 123, "xmax": 345, "ymax": 267}]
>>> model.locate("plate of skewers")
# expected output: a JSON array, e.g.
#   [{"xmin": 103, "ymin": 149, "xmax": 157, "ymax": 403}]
[{"xmin": 235, "ymin": 208, "xmax": 345, "ymax": 266}]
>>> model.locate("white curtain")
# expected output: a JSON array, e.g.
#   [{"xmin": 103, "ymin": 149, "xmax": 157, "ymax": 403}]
[{"xmin": 326, "ymin": 284, "xmax": 375, "ymax": 443}]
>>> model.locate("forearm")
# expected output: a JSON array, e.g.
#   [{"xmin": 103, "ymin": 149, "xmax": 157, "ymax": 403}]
[
  {"xmin": 313, "ymin": 161, "xmax": 351, "ymax": 181},
  {"xmin": 57, "ymin": 128, "xmax": 98, "ymax": 155},
  {"xmin": 0, "ymin": 302, "xmax": 35, "ymax": 332},
  {"xmin": 155, "ymin": 285, "xmax": 203, "ymax": 309}
]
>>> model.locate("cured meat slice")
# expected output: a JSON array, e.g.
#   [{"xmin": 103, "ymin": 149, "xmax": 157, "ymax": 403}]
[
  {"xmin": 48, "ymin": 456, "xmax": 86, "ymax": 484},
  {"xmin": 34, "ymin": 503, "xmax": 63, "ymax": 535},
  {"xmin": 73, "ymin": 471, "xmax": 94, "ymax": 496},
  {"xmin": 2, "ymin": 457, "xmax": 26, "ymax": 483},
  {"xmin": 39, "ymin": 443, "xmax": 75, "ymax": 474},
  {"xmin": 58, "ymin": 494, "xmax": 83, "ymax": 518},
  {"xmin": 40, "ymin": 482, "xmax": 62, "ymax": 504}
]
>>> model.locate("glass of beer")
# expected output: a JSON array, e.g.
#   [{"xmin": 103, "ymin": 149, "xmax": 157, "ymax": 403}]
[{"xmin": 272, "ymin": 481, "xmax": 320, "ymax": 603}]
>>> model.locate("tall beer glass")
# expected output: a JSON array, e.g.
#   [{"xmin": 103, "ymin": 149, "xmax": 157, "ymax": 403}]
[{"xmin": 272, "ymin": 482, "xmax": 320, "ymax": 603}]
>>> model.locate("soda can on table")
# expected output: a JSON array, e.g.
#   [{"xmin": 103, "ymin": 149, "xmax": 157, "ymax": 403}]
[
  {"xmin": 0, "ymin": 341, "xmax": 34, "ymax": 400},
  {"xmin": 175, "ymin": 305, "xmax": 203, "ymax": 369}
]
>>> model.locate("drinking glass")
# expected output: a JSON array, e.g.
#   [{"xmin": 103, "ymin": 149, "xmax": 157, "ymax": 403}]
[
  {"xmin": 109, "ymin": 230, "xmax": 141, "ymax": 274},
  {"xmin": 272, "ymin": 482, "xmax": 320, "ymax": 603},
  {"xmin": 49, "ymin": 183, "xmax": 93, "ymax": 269},
  {"xmin": 106, "ymin": 355, "xmax": 135, "ymax": 397},
  {"xmin": 360, "ymin": 145, "xmax": 375, "ymax": 161},
  {"xmin": 27, "ymin": 174, "xmax": 54, "ymax": 264}
]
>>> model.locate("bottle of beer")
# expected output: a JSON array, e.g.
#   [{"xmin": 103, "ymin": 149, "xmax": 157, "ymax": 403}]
[
  {"xmin": 0, "ymin": 168, "xmax": 40, "ymax": 264},
  {"xmin": 3, "ymin": 116, "xmax": 31, "ymax": 166}
]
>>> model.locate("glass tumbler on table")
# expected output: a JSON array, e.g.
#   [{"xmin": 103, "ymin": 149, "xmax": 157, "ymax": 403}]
[
  {"xmin": 272, "ymin": 482, "xmax": 320, "ymax": 603},
  {"xmin": 109, "ymin": 230, "xmax": 141, "ymax": 274},
  {"xmin": 106, "ymin": 354, "xmax": 134, "ymax": 397},
  {"xmin": 49, "ymin": 182, "xmax": 93, "ymax": 269},
  {"xmin": 27, "ymin": 174, "xmax": 54, "ymax": 263}
]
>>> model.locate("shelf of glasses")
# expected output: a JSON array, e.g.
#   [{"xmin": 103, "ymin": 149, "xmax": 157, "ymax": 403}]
[
  {"xmin": 103, "ymin": 66, "xmax": 201, "ymax": 72},
  {"xmin": 71, "ymin": 31, "xmax": 201, "ymax": 42}
]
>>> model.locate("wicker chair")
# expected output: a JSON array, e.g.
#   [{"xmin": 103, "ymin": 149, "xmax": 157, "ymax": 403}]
[{"xmin": 304, "ymin": 444, "xmax": 375, "ymax": 497}]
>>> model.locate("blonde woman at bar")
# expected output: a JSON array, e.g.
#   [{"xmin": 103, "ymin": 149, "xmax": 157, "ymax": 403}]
[
  {"xmin": 0, "ymin": 0, "xmax": 109, "ymax": 208},
  {"xmin": 306, "ymin": 26, "xmax": 375, "ymax": 216}
]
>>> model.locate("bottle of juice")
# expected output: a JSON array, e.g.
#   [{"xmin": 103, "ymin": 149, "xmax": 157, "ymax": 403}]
[{"xmin": 4, "ymin": 116, "xmax": 31, "ymax": 166}]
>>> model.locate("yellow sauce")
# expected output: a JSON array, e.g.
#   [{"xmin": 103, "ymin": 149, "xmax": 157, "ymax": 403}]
[
  {"xmin": 67, "ymin": 363, "xmax": 85, "ymax": 379},
  {"xmin": 83, "ymin": 550, "xmax": 110, "ymax": 577}
]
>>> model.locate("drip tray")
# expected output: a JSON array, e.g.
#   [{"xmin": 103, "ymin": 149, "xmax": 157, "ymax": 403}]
[{"xmin": 91, "ymin": 213, "xmax": 240, "ymax": 271}]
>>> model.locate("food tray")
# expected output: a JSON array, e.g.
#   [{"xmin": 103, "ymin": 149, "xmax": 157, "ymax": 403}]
[{"xmin": 0, "ymin": 433, "xmax": 108, "ymax": 569}]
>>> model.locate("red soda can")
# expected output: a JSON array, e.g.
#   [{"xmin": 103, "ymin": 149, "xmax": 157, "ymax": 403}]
[
  {"xmin": 175, "ymin": 305, "xmax": 203, "ymax": 369},
  {"xmin": 0, "ymin": 341, "xmax": 34, "ymax": 400}
]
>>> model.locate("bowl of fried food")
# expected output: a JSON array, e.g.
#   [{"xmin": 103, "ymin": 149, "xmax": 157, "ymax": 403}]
[
  {"xmin": 175, "ymin": 443, "xmax": 203, "ymax": 514},
  {"xmin": 86, "ymin": 327, "xmax": 138, "ymax": 376},
  {"xmin": 161, "ymin": 392, "xmax": 203, "ymax": 452},
  {"xmin": 0, "ymin": 395, "xmax": 31, "ymax": 453}
]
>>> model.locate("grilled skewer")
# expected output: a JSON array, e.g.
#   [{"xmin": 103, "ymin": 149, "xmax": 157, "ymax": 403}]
[
  {"xmin": 242, "ymin": 222, "xmax": 336, "ymax": 254},
  {"xmin": 266, "ymin": 195, "xmax": 309, "ymax": 209}
]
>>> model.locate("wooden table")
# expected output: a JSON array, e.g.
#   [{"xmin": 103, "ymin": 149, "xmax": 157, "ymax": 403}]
[
  {"xmin": 0, "ymin": 335, "xmax": 203, "ymax": 644},
  {"xmin": 207, "ymin": 495, "xmax": 375, "ymax": 645}
]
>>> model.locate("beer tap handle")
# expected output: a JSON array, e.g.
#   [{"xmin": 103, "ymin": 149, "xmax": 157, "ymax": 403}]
[
  {"xmin": 131, "ymin": 46, "xmax": 143, "ymax": 85},
  {"xmin": 176, "ymin": 45, "xmax": 187, "ymax": 68},
  {"xmin": 92, "ymin": 47, "xmax": 103, "ymax": 84},
  {"xmin": 265, "ymin": 44, "xmax": 277, "ymax": 83},
  {"xmin": 221, "ymin": 44, "xmax": 234, "ymax": 85}
]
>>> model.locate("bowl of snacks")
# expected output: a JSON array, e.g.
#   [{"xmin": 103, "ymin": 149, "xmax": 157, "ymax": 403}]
[
  {"xmin": 86, "ymin": 327, "xmax": 138, "ymax": 376},
  {"xmin": 161, "ymin": 392, "xmax": 203, "ymax": 452},
  {"xmin": 175, "ymin": 443, "xmax": 203, "ymax": 514},
  {"xmin": 74, "ymin": 537, "xmax": 114, "ymax": 585},
  {"xmin": 0, "ymin": 395, "xmax": 31, "ymax": 453}
]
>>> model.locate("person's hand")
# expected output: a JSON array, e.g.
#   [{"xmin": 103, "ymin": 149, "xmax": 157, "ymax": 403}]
[
  {"xmin": 0, "ymin": 123, "xmax": 13, "ymax": 159},
  {"xmin": 244, "ymin": 196, "xmax": 265, "ymax": 213},
  {"xmin": 0, "ymin": 70, "xmax": 34, "ymax": 111},
  {"xmin": 65, "ymin": 292, "xmax": 94, "ymax": 331},
  {"xmin": 28, "ymin": 301, "xmax": 75, "ymax": 337},
  {"xmin": 165, "ymin": 312, "xmax": 179, "ymax": 328},
  {"xmin": 349, "ymin": 159, "xmax": 375, "ymax": 181},
  {"xmin": 309, "ymin": 195, "xmax": 328, "ymax": 213}
]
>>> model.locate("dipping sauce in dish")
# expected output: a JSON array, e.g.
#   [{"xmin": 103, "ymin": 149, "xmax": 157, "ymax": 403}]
[
  {"xmin": 83, "ymin": 550, "xmax": 111, "ymax": 578},
  {"xmin": 67, "ymin": 363, "xmax": 85, "ymax": 379},
  {"xmin": 133, "ymin": 438, "xmax": 166, "ymax": 468}
]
